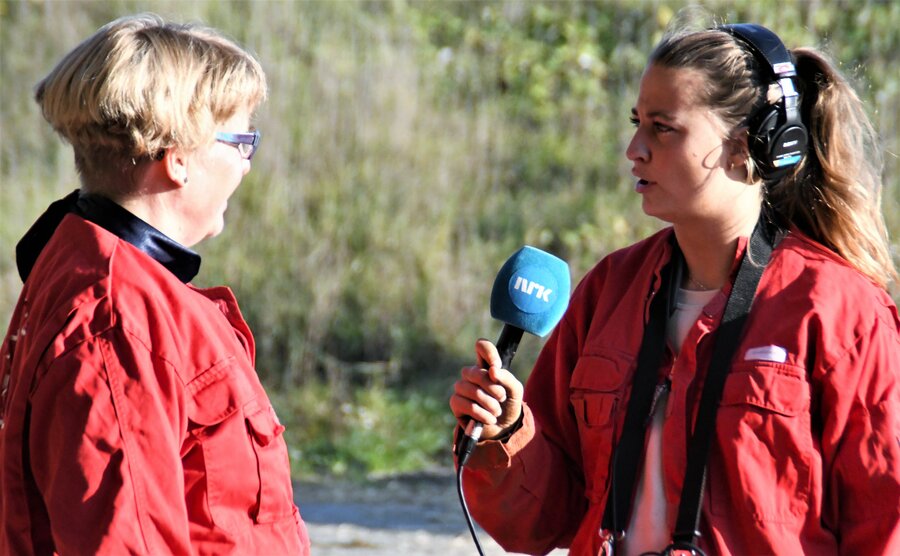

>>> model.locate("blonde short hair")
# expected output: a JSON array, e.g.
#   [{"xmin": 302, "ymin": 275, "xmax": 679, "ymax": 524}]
[{"xmin": 35, "ymin": 13, "xmax": 267, "ymax": 188}]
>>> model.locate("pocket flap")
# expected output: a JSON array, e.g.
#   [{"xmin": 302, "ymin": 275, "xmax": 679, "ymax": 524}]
[
  {"xmin": 570, "ymin": 350, "xmax": 634, "ymax": 392},
  {"xmin": 186, "ymin": 358, "xmax": 256, "ymax": 426},
  {"xmin": 720, "ymin": 362, "xmax": 808, "ymax": 416},
  {"xmin": 245, "ymin": 405, "xmax": 285, "ymax": 447}
]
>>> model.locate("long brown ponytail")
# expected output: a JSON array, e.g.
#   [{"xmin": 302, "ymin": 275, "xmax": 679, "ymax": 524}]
[{"xmin": 768, "ymin": 48, "xmax": 896, "ymax": 288}]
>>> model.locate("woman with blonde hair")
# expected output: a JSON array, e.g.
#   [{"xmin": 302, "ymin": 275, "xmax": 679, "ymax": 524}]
[
  {"xmin": 451, "ymin": 20, "xmax": 899, "ymax": 555},
  {"xmin": 1, "ymin": 14, "xmax": 310, "ymax": 554}
]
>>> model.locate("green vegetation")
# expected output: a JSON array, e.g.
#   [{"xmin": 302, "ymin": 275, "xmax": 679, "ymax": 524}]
[
  {"xmin": 268, "ymin": 383, "xmax": 457, "ymax": 477},
  {"xmin": 2, "ymin": 0, "xmax": 898, "ymax": 479}
]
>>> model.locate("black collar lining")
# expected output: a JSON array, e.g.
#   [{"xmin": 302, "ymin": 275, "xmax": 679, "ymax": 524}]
[{"xmin": 16, "ymin": 190, "xmax": 201, "ymax": 283}]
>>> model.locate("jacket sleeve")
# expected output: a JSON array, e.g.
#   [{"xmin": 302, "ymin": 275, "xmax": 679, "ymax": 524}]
[
  {"xmin": 28, "ymin": 327, "xmax": 192, "ymax": 555},
  {"xmin": 460, "ymin": 315, "xmax": 589, "ymax": 555},
  {"xmin": 819, "ymin": 309, "xmax": 900, "ymax": 555}
]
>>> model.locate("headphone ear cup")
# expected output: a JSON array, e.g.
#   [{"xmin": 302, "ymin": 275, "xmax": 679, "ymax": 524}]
[
  {"xmin": 747, "ymin": 105, "xmax": 782, "ymax": 178},
  {"xmin": 747, "ymin": 104, "xmax": 808, "ymax": 180}
]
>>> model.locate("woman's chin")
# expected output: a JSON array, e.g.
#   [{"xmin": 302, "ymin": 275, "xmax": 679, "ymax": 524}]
[{"xmin": 640, "ymin": 203, "xmax": 677, "ymax": 225}]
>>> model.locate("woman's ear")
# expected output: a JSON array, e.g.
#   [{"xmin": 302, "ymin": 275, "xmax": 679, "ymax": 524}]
[
  {"xmin": 161, "ymin": 148, "xmax": 190, "ymax": 188},
  {"xmin": 725, "ymin": 128, "xmax": 750, "ymax": 178}
]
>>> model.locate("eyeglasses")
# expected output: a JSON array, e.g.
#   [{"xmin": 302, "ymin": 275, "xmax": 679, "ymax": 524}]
[{"xmin": 215, "ymin": 130, "xmax": 260, "ymax": 160}]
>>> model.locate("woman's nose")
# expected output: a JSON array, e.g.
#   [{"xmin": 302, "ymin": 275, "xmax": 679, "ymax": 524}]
[{"xmin": 626, "ymin": 129, "xmax": 649, "ymax": 162}]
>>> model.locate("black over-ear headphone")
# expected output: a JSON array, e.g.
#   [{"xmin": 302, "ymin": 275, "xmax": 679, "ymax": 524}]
[{"xmin": 718, "ymin": 23, "xmax": 808, "ymax": 180}]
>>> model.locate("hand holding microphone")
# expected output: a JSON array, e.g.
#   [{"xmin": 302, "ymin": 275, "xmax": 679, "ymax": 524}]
[
  {"xmin": 450, "ymin": 246, "xmax": 571, "ymax": 555},
  {"xmin": 453, "ymin": 339, "xmax": 525, "ymax": 441},
  {"xmin": 451, "ymin": 246, "xmax": 571, "ymax": 466}
]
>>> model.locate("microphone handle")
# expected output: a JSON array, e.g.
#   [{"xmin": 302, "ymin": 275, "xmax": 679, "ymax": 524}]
[
  {"xmin": 458, "ymin": 324, "xmax": 525, "ymax": 466},
  {"xmin": 495, "ymin": 324, "xmax": 525, "ymax": 370}
]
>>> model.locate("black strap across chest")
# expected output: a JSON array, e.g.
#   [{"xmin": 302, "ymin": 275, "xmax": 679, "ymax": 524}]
[{"xmin": 600, "ymin": 220, "xmax": 777, "ymax": 550}]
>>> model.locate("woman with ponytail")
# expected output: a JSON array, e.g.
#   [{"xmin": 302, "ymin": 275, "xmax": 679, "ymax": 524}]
[{"xmin": 450, "ymin": 19, "xmax": 899, "ymax": 556}]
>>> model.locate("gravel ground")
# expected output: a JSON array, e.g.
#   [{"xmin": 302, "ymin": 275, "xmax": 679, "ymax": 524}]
[{"xmin": 295, "ymin": 466, "xmax": 566, "ymax": 555}]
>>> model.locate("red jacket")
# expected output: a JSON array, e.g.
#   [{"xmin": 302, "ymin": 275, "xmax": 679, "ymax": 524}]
[
  {"xmin": 462, "ymin": 227, "xmax": 900, "ymax": 555},
  {"xmin": 1, "ymin": 198, "xmax": 309, "ymax": 555}
]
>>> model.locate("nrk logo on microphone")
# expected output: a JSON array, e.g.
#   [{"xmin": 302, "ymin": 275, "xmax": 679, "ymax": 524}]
[
  {"xmin": 491, "ymin": 246, "xmax": 570, "ymax": 337},
  {"xmin": 508, "ymin": 265, "xmax": 558, "ymax": 314}
]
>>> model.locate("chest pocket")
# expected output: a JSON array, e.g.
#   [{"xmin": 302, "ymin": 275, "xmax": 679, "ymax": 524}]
[
  {"xmin": 710, "ymin": 361, "xmax": 812, "ymax": 523},
  {"xmin": 186, "ymin": 358, "xmax": 295, "ymax": 528},
  {"xmin": 569, "ymin": 350, "xmax": 633, "ymax": 500}
]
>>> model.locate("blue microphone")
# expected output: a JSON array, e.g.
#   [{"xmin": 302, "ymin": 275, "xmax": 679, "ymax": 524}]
[{"xmin": 457, "ymin": 246, "xmax": 571, "ymax": 466}]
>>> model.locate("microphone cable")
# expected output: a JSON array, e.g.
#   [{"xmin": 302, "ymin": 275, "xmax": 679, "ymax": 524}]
[{"xmin": 455, "ymin": 457, "xmax": 486, "ymax": 556}]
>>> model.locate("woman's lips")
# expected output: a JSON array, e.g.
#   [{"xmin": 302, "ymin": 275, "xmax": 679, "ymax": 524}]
[{"xmin": 635, "ymin": 178, "xmax": 653, "ymax": 192}]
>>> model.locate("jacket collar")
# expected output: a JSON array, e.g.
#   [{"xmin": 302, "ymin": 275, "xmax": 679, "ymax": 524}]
[{"xmin": 16, "ymin": 190, "xmax": 201, "ymax": 284}]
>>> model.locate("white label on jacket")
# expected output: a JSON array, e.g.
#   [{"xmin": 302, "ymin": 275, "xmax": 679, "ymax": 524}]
[{"xmin": 744, "ymin": 345, "xmax": 788, "ymax": 363}]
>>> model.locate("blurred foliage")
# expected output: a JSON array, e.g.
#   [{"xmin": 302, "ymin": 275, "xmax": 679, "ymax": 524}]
[
  {"xmin": 267, "ymin": 383, "xmax": 456, "ymax": 478},
  {"xmin": 1, "ymin": 0, "xmax": 898, "ymax": 476}
]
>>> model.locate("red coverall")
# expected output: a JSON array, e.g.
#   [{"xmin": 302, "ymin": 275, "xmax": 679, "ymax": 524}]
[
  {"xmin": 1, "ymin": 205, "xmax": 310, "ymax": 555},
  {"xmin": 461, "ymin": 228, "xmax": 900, "ymax": 555}
]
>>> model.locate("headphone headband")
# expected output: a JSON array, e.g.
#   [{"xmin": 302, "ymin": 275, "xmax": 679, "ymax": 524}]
[{"xmin": 719, "ymin": 23, "xmax": 796, "ymax": 78}]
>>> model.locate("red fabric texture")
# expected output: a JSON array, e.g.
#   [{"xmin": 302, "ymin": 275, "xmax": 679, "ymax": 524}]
[
  {"xmin": 1, "ymin": 215, "xmax": 309, "ymax": 555},
  {"xmin": 461, "ymin": 227, "xmax": 900, "ymax": 555}
]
